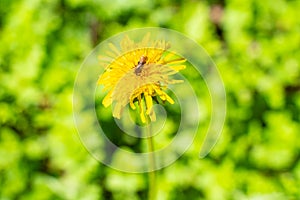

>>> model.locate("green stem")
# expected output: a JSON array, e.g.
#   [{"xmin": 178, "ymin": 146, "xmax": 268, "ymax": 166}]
[{"xmin": 146, "ymin": 121, "xmax": 156, "ymax": 200}]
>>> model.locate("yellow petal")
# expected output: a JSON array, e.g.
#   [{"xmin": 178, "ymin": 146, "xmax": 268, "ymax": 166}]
[
  {"xmin": 138, "ymin": 95, "xmax": 146, "ymax": 123},
  {"xmin": 108, "ymin": 43, "xmax": 121, "ymax": 56},
  {"xmin": 145, "ymin": 92, "xmax": 153, "ymax": 115},
  {"xmin": 164, "ymin": 93, "xmax": 174, "ymax": 104},
  {"xmin": 169, "ymin": 64, "xmax": 186, "ymax": 71},
  {"xmin": 149, "ymin": 108, "xmax": 156, "ymax": 122},
  {"xmin": 113, "ymin": 103, "xmax": 122, "ymax": 119},
  {"xmin": 102, "ymin": 90, "xmax": 113, "ymax": 107},
  {"xmin": 167, "ymin": 58, "xmax": 186, "ymax": 65}
]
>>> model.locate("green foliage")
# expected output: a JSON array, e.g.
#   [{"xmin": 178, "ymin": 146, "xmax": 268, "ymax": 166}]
[{"xmin": 0, "ymin": 0, "xmax": 299, "ymax": 199}]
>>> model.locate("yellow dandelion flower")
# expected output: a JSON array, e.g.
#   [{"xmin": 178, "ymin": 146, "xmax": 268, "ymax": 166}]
[{"xmin": 98, "ymin": 33, "xmax": 186, "ymax": 123}]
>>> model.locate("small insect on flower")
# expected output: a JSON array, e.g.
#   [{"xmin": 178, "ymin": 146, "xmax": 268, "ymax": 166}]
[{"xmin": 135, "ymin": 55, "xmax": 148, "ymax": 75}]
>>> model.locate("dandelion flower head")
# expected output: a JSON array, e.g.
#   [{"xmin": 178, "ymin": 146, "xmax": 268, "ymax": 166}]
[{"xmin": 98, "ymin": 33, "xmax": 186, "ymax": 123}]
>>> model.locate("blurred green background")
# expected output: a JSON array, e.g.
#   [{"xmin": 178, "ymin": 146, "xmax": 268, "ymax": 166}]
[{"xmin": 0, "ymin": 0, "xmax": 300, "ymax": 199}]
